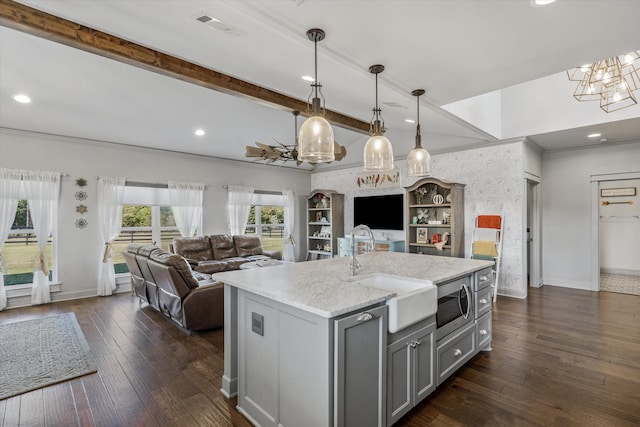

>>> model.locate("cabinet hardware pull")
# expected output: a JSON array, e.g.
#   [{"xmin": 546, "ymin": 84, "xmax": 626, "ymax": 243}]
[
  {"xmin": 480, "ymin": 276, "xmax": 488, "ymax": 281},
  {"xmin": 415, "ymin": 340, "xmax": 421, "ymax": 346},
  {"xmin": 409, "ymin": 341, "xmax": 416, "ymax": 348},
  {"xmin": 480, "ymin": 329, "xmax": 487, "ymax": 335},
  {"xmin": 357, "ymin": 312, "xmax": 373, "ymax": 322},
  {"xmin": 453, "ymin": 349, "xmax": 462, "ymax": 357},
  {"xmin": 480, "ymin": 298, "xmax": 488, "ymax": 304}
]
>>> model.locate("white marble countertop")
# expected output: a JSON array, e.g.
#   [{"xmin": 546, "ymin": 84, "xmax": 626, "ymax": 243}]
[{"xmin": 211, "ymin": 252, "xmax": 493, "ymax": 318}]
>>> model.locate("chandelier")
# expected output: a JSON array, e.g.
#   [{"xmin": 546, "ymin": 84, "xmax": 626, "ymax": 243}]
[
  {"xmin": 567, "ymin": 50, "xmax": 640, "ymax": 113},
  {"xmin": 245, "ymin": 111, "xmax": 346, "ymax": 165}
]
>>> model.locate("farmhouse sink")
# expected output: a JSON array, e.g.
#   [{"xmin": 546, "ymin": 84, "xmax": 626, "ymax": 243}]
[{"xmin": 348, "ymin": 273, "xmax": 437, "ymax": 333}]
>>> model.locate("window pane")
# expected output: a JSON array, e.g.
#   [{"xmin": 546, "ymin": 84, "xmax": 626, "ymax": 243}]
[
  {"xmin": 160, "ymin": 206, "xmax": 176, "ymax": 227},
  {"xmin": 122, "ymin": 205, "xmax": 152, "ymax": 227},
  {"xmin": 1, "ymin": 234, "xmax": 53, "ymax": 286},
  {"xmin": 160, "ymin": 229, "xmax": 181, "ymax": 251},
  {"xmin": 112, "ymin": 230, "xmax": 153, "ymax": 274},
  {"xmin": 11, "ymin": 200, "xmax": 31, "ymax": 229},
  {"xmin": 256, "ymin": 205, "xmax": 284, "ymax": 253}
]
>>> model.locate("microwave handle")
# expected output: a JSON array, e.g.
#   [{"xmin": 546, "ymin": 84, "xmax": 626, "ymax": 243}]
[{"xmin": 458, "ymin": 283, "xmax": 471, "ymax": 319}]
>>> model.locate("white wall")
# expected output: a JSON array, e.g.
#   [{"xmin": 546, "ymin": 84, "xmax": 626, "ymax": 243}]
[
  {"xmin": 542, "ymin": 140, "xmax": 640, "ymax": 290},
  {"xmin": 312, "ymin": 140, "xmax": 527, "ymax": 298},
  {"xmin": 0, "ymin": 129, "xmax": 310, "ymax": 308}
]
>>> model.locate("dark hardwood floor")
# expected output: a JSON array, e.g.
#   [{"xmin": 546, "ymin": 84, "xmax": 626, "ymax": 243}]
[{"xmin": 1, "ymin": 286, "xmax": 639, "ymax": 426}]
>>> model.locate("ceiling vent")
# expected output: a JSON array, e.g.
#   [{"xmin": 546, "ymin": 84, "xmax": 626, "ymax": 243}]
[
  {"xmin": 195, "ymin": 14, "xmax": 246, "ymax": 36},
  {"xmin": 382, "ymin": 101, "xmax": 408, "ymax": 109}
]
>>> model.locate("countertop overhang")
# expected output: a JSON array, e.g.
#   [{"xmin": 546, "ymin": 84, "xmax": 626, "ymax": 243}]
[{"xmin": 212, "ymin": 252, "xmax": 493, "ymax": 318}]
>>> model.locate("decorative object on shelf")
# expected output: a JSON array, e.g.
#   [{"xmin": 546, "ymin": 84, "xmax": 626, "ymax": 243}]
[
  {"xmin": 434, "ymin": 232, "xmax": 450, "ymax": 251},
  {"xmin": 416, "ymin": 228, "xmax": 427, "ymax": 244},
  {"xmin": 445, "ymin": 191, "xmax": 452, "ymax": 203},
  {"xmin": 306, "ymin": 189, "xmax": 344, "ymax": 260},
  {"xmin": 407, "ymin": 89, "xmax": 432, "ymax": 177},
  {"xmin": 355, "ymin": 170, "xmax": 400, "ymax": 189},
  {"xmin": 415, "ymin": 186, "xmax": 428, "ymax": 204},
  {"xmin": 74, "ymin": 218, "xmax": 88, "ymax": 229},
  {"xmin": 432, "ymin": 194, "xmax": 444, "ymax": 205},
  {"xmin": 75, "ymin": 204, "xmax": 88, "ymax": 214},
  {"xmin": 442, "ymin": 210, "xmax": 451, "ymax": 225},
  {"xmin": 245, "ymin": 111, "xmax": 346, "ymax": 165},
  {"xmin": 75, "ymin": 177, "xmax": 87, "ymax": 187},
  {"xmin": 417, "ymin": 208, "xmax": 429, "ymax": 224},
  {"xmin": 298, "ymin": 28, "xmax": 335, "ymax": 163},
  {"xmin": 316, "ymin": 212, "xmax": 323, "ymax": 222},
  {"xmin": 74, "ymin": 191, "xmax": 87, "ymax": 201},
  {"xmin": 363, "ymin": 64, "xmax": 394, "ymax": 172},
  {"xmin": 567, "ymin": 50, "xmax": 639, "ymax": 112}
]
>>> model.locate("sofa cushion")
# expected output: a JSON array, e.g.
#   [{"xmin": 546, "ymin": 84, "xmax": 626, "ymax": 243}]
[
  {"xmin": 172, "ymin": 237, "xmax": 213, "ymax": 264},
  {"xmin": 210, "ymin": 234, "xmax": 237, "ymax": 260},
  {"xmin": 223, "ymin": 257, "xmax": 251, "ymax": 270},
  {"xmin": 234, "ymin": 235, "xmax": 263, "ymax": 257},
  {"xmin": 126, "ymin": 243, "xmax": 144, "ymax": 254},
  {"xmin": 138, "ymin": 244, "xmax": 163, "ymax": 258},
  {"xmin": 194, "ymin": 260, "xmax": 228, "ymax": 274},
  {"xmin": 150, "ymin": 251, "xmax": 199, "ymax": 289}
]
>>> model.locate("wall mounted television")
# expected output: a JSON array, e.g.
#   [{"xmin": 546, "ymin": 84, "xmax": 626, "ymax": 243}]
[{"xmin": 353, "ymin": 193, "xmax": 404, "ymax": 230}]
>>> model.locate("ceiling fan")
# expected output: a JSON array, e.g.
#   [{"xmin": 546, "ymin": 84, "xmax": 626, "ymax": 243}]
[{"xmin": 245, "ymin": 111, "xmax": 347, "ymax": 165}]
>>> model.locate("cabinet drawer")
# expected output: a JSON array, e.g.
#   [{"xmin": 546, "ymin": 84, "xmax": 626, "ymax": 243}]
[
  {"xmin": 474, "ymin": 286, "xmax": 492, "ymax": 319},
  {"xmin": 476, "ymin": 312, "xmax": 492, "ymax": 351},
  {"xmin": 436, "ymin": 322, "xmax": 476, "ymax": 385},
  {"xmin": 475, "ymin": 267, "xmax": 493, "ymax": 291}
]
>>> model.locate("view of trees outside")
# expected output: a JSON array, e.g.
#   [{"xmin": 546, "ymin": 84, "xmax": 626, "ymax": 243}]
[
  {"xmin": 3, "ymin": 200, "xmax": 53, "ymax": 285},
  {"xmin": 247, "ymin": 205, "xmax": 285, "ymax": 253}
]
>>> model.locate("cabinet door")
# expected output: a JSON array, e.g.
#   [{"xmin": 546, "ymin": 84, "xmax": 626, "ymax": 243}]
[
  {"xmin": 334, "ymin": 305, "xmax": 387, "ymax": 427},
  {"xmin": 413, "ymin": 324, "xmax": 436, "ymax": 404},
  {"xmin": 387, "ymin": 337, "xmax": 412, "ymax": 426}
]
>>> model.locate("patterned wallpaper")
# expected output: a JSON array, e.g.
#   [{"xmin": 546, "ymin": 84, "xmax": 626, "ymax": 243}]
[{"xmin": 312, "ymin": 141, "xmax": 525, "ymax": 296}]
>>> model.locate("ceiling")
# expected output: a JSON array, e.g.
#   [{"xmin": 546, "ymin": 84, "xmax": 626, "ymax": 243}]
[{"xmin": 1, "ymin": 0, "xmax": 640, "ymax": 171}]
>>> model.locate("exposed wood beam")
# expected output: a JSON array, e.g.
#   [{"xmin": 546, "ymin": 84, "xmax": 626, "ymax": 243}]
[{"xmin": 0, "ymin": 0, "xmax": 370, "ymax": 134}]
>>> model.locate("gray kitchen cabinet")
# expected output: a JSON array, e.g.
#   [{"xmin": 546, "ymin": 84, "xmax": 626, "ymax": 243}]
[
  {"xmin": 237, "ymin": 288, "xmax": 387, "ymax": 427},
  {"xmin": 436, "ymin": 321, "xmax": 476, "ymax": 385},
  {"xmin": 335, "ymin": 304, "xmax": 387, "ymax": 427},
  {"xmin": 386, "ymin": 319, "xmax": 436, "ymax": 426},
  {"xmin": 474, "ymin": 266, "xmax": 493, "ymax": 351}
]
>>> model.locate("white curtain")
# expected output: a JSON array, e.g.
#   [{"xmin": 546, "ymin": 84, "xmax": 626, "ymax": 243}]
[
  {"xmin": 97, "ymin": 176, "xmax": 125, "ymax": 296},
  {"xmin": 0, "ymin": 168, "xmax": 22, "ymax": 310},
  {"xmin": 22, "ymin": 170, "xmax": 60, "ymax": 305},
  {"xmin": 227, "ymin": 185, "xmax": 254, "ymax": 235},
  {"xmin": 168, "ymin": 181, "xmax": 204, "ymax": 237},
  {"xmin": 282, "ymin": 189, "xmax": 296, "ymax": 262}
]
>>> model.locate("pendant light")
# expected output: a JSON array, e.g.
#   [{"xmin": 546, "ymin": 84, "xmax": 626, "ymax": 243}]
[
  {"xmin": 407, "ymin": 89, "xmax": 432, "ymax": 177},
  {"xmin": 298, "ymin": 28, "xmax": 335, "ymax": 163},
  {"xmin": 363, "ymin": 65, "xmax": 394, "ymax": 172}
]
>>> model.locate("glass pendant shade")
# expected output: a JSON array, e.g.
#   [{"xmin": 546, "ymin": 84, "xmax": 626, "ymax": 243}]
[
  {"xmin": 363, "ymin": 132, "xmax": 394, "ymax": 171},
  {"xmin": 407, "ymin": 89, "xmax": 432, "ymax": 177},
  {"xmin": 407, "ymin": 145, "xmax": 431, "ymax": 177},
  {"xmin": 298, "ymin": 114, "xmax": 335, "ymax": 162},
  {"xmin": 363, "ymin": 64, "xmax": 394, "ymax": 172},
  {"xmin": 297, "ymin": 28, "xmax": 335, "ymax": 163}
]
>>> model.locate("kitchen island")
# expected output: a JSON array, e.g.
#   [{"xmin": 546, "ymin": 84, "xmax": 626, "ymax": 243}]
[{"xmin": 213, "ymin": 251, "xmax": 493, "ymax": 427}]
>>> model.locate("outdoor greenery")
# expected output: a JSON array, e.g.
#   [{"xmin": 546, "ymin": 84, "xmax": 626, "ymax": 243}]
[{"xmin": 248, "ymin": 206, "xmax": 284, "ymax": 225}]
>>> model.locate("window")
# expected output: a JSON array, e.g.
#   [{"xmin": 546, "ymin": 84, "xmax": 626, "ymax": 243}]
[
  {"xmin": 1, "ymin": 200, "xmax": 54, "ymax": 286},
  {"xmin": 246, "ymin": 193, "xmax": 285, "ymax": 254},
  {"xmin": 111, "ymin": 184, "xmax": 193, "ymax": 274},
  {"xmin": 112, "ymin": 205, "xmax": 181, "ymax": 273}
]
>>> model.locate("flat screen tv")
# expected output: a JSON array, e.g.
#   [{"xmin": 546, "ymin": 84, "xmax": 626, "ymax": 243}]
[{"xmin": 354, "ymin": 194, "xmax": 404, "ymax": 230}]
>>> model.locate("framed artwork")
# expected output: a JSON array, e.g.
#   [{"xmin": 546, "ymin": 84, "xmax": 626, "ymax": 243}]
[{"xmin": 416, "ymin": 227, "xmax": 428, "ymax": 244}]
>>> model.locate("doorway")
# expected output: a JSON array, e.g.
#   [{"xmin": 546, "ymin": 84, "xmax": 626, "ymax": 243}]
[
  {"xmin": 525, "ymin": 176, "xmax": 541, "ymax": 291},
  {"xmin": 591, "ymin": 172, "xmax": 640, "ymax": 293}
]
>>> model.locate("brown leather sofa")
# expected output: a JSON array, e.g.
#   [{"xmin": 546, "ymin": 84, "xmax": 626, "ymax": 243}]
[
  {"xmin": 123, "ymin": 244, "xmax": 224, "ymax": 331},
  {"xmin": 171, "ymin": 234, "xmax": 282, "ymax": 274}
]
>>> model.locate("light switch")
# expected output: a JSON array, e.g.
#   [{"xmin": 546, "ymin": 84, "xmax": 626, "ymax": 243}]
[{"xmin": 251, "ymin": 312, "xmax": 264, "ymax": 336}]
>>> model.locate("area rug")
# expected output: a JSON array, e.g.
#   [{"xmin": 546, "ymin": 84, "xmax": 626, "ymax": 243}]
[
  {"xmin": 0, "ymin": 312, "xmax": 97, "ymax": 400},
  {"xmin": 601, "ymin": 273, "xmax": 640, "ymax": 296}
]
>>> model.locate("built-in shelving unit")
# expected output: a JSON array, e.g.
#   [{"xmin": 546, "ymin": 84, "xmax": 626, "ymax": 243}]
[
  {"xmin": 405, "ymin": 178, "xmax": 465, "ymax": 257},
  {"xmin": 306, "ymin": 189, "xmax": 344, "ymax": 260}
]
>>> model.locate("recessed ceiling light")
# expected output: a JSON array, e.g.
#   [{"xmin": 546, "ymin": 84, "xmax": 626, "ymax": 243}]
[
  {"xmin": 587, "ymin": 133, "xmax": 602, "ymax": 138},
  {"xmin": 302, "ymin": 75, "xmax": 315, "ymax": 82},
  {"xmin": 13, "ymin": 94, "xmax": 31, "ymax": 103},
  {"xmin": 405, "ymin": 119, "xmax": 415, "ymax": 124},
  {"xmin": 531, "ymin": 0, "xmax": 557, "ymax": 6},
  {"xmin": 599, "ymin": 138, "xmax": 608, "ymax": 142},
  {"xmin": 195, "ymin": 129, "xmax": 205, "ymax": 136}
]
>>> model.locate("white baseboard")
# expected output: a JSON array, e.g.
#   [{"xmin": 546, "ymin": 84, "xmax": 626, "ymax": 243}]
[
  {"xmin": 497, "ymin": 287, "xmax": 527, "ymax": 299},
  {"xmin": 600, "ymin": 268, "xmax": 640, "ymax": 276},
  {"xmin": 543, "ymin": 278, "xmax": 592, "ymax": 291}
]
